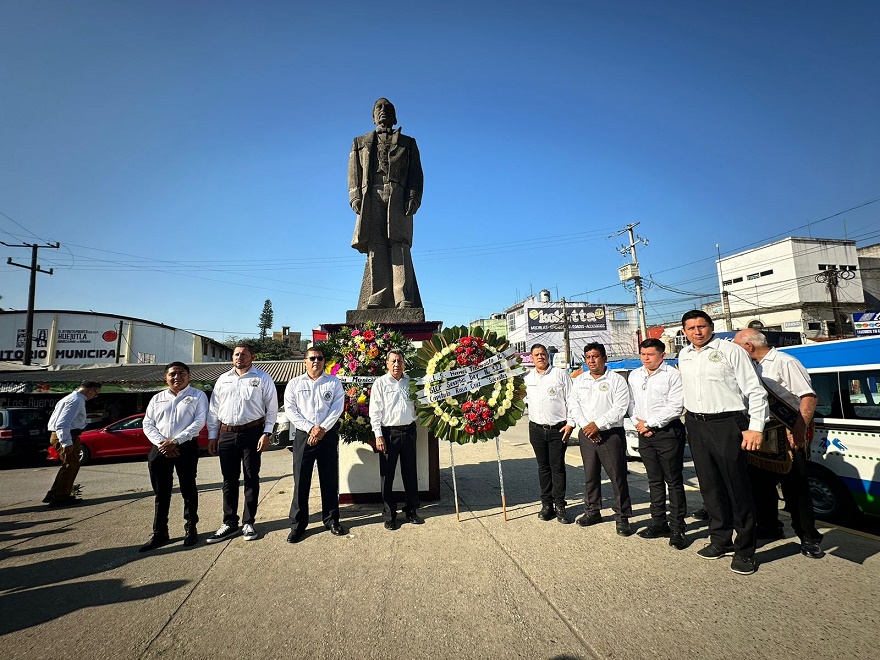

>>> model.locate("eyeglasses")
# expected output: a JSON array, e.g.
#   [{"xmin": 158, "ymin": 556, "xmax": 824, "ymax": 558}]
[{"xmin": 307, "ymin": 356, "xmax": 325, "ymax": 362}]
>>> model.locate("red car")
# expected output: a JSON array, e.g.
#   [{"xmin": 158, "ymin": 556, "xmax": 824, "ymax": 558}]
[{"xmin": 47, "ymin": 414, "xmax": 209, "ymax": 464}]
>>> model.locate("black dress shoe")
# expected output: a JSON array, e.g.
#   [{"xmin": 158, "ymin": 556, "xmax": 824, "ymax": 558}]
[
  {"xmin": 287, "ymin": 529, "xmax": 305, "ymax": 544},
  {"xmin": 616, "ymin": 520, "xmax": 633, "ymax": 536},
  {"xmin": 329, "ymin": 522, "xmax": 348, "ymax": 536},
  {"xmin": 42, "ymin": 492, "xmax": 54, "ymax": 504},
  {"xmin": 669, "ymin": 531, "xmax": 687, "ymax": 550},
  {"xmin": 638, "ymin": 523, "xmax": 671, "ymax": 539},
  {"xmin": 576, "ymin": 512, "xmax": 602, "ymax": 527},
  {"xmin": 801, "ymin": 540, "xmax": 825, "ymax": 559},
  {"xmin": 556, "ymin": 507, "xmax": 571, "ymax": 524},
  {"xmin": 690, "ymin": 507, "xmax": 709, "ymax": 520},
  {"xmin": 48, "ymin": 496, "xmax": 82, "ymax": 507},
  {"xmin": 183, "ymin": 529, "xmax": 198, "ymax": 547},
  {"xmin": 384, "ymin": 520, "xmax": 398, "ymax": 531},
  {"xmin": 405, "ymin": 512, "xmax": 425, "ymax": 525},
  {"xmin": 139, "ymin": 534, "xmax": 171, "ymax": 553},
  {"xmin": 537, "ymin": 506, "xmax": 556, "ymax": 521}
]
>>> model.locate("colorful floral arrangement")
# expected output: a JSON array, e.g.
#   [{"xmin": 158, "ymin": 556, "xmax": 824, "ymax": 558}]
[
  {"xmin": 409, "ymin": 325, "xmax": 526, "ymax": 444},
  {"xmin": 319, "ymin": 322, "xmax": 415, "ymax": 444}
]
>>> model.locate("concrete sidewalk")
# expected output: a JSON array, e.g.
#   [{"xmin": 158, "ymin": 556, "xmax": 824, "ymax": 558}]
[{"xmin": 1, "ymin": 418, "xmax": 878, "ymax": 659}]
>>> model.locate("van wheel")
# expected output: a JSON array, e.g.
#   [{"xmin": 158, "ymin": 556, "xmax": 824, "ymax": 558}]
[
  {"xmin": 78, "ymin": 444, "xmax": 91, "ymax": 465},
  {"xmin": 807, "ymin": 464, "xmax": 856, "ymax": 523}
]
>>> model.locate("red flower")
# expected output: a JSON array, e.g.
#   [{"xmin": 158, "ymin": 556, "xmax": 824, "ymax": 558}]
[
  {"xmin": 456, "ymin": 355, "xmax": 468, "ymax": 365},
  {"xmin": 461, "ymin": 401, "xmax": 473, "ymax": 412},
  {"xmin": 481, "ymin": 409, "xmax": 490, "ymax": 420},
  {"xmin": 466, "ymin": 412, "xmax": 477, "ymax": 422},
  {"xmin": 464, "ymin": 425, "xmax": 475, "ymax": 434},
  {"xmin": 363, "ymin": 330, "xmax": 376, "ymax": 341}
]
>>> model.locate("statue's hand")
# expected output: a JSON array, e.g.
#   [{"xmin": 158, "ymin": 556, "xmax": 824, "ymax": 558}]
[
  {"xmin": 351, "ymin": 198, "xmax": 362, "ymax": 214},
  {"xmin": 406, "ymin": 199, "xmax": 419, "ymax": 216}
]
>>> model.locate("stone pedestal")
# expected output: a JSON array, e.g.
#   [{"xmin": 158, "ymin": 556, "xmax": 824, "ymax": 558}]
[
  {"xmin": 346, "ymin": 307, "xmax": 425, "ymax": 324},
  {"xmin": 338, "ymin": 426, "xmax": 440, "ymax": 504}
]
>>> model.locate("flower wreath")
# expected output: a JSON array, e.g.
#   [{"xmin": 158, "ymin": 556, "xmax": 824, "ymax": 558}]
[
  {"xmin": 319, "ymin": 322, "xmax": 415, "ymax": 444},
  {"xmin": 409, "ymin": 325, "xmax": 526, "ymax": 444}
]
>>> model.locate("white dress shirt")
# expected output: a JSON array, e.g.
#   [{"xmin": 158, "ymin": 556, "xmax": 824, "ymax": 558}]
[
  {"xmin": 678, "ymin": 336, "xmax": 768, "ymax": 432},
  {"xmin": 627, "ymin": 363, "xmax": 684, "ymax": 429},
  {"xmin": 370, "ymin": 373, "xmax": 416, "ymax": 436},
  {"xmin": 756, "ymin": 347, "xmax": 815, "ymax": 410},
  {"xmin": 47, "ymin": 390, "xmax": 88, "ymax": 447},
  {"xmin": 284, "ymin": 373, "xmax": 345, "ymax": 433},
  {"xmin": 524, "ymin": 366, "xmax": 573, "ymax": 425},
  {"xmin": 207, "ymin": 366, "xmax": 278, "ymax": 439},
  {"xmin": 569, "ymin": 369, "xmax": 630, "ymax": 430},
  {"xmin": 143, "ymin": 385, "xmax": 209, "ymax": 447}
]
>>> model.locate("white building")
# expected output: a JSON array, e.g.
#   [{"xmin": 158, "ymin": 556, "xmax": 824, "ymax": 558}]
[
  {"xmin": 716, "ymin": 237, "xmax": 865, "ymax": 338},
  {"xmin": 503, "ymin": 292, "xmax": 639, "ymax": 365},
  {"xmin": 0, "ymin": 310, "xmax": 232, "ymax": 366}
]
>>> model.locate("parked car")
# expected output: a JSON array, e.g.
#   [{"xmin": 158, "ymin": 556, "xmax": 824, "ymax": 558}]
[
  {"xmin": 46, "ymin": 413, "xmax": 209, "ymax": 464},
  {"xmin": 0, "ymin": 407, "xmax": 52, "ymax": 458}
]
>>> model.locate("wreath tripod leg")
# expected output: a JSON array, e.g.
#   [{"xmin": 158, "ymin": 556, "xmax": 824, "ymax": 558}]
[
  {"xmin": 448, "ymin": 440, "xmax": 460, "ymax": 522},
  {"xmin": 495, "ymin": 436, "xmax": 507, "ymax": 521}
]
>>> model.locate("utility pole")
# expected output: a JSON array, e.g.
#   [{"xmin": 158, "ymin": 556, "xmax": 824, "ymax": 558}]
[
  {"xmin": 613, "ymin": 223, "xmax": 648, "ymax": 342},
  {"xmin": 561, "ymin": 297, "xmax": 571, "ymax": 367},
  {"xmin": 2, "ymin": 241, "xmax": 60, "ymax": 365},
  {"xmin": 716, "ymin": 244, "xmax": 733, "ymax": 330},
  {"xmin": 816, "ymin": 265, "xmax": 855, "ymax": 338}
]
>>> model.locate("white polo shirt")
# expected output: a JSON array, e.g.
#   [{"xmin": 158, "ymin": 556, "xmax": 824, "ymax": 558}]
[
  {"xmin": 756, "ymin": 347, "xmax": 815, "ymax": 410},
  {"xmin": 143, "ymin": 385, "xmax": 208, "ymax": 446},
  {"xmin": 627, "ymin": 363, "xmax": 684, "ymax": 429},
  {"xmin": 678, "ymin": 336, "xmax": 768, "ymax": 432},
  {"xmin": 369, "ymin": 373, "xmax": 416, "ymax": 436},
  {"xmin": 284, "ymin": 373, "xmax": 345, "ymax": 433},
  {"xmin": 569, "ymin": 369, "xmax": 630, "ymax": 430},
  {"xmin": 524, "ymin": 366, "xmax": 573, "ymax": 425}
]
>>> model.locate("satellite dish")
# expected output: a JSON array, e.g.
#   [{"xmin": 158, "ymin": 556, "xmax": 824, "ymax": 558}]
[{"xmin": 747, "ymin": 320, "xmax": 764, "ymax": 330}]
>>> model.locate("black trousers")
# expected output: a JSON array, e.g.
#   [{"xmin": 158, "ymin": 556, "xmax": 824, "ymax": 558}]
[
  {"xmin": 750, "ymin": 447, "xmax": 822, "ymax": 543},
  {"xmin": 638, "ymin": 421, "xmax": 687, "ymax": 532},
  {"xmin": 217, "ymin": 425, "xmax": 262, "ymax": 527},
  {"xmin": 528, "ymin": 421, "xmax": 568, "ymax": 509},
  {"xmin": 379, "ymin": 422, "xmax": 419, "ymax": 520},
  {"xmin": 147, "ymin": 439, "xmax": 199, "ymax": 535},
  {"xmin": 686, "ymin": 412, "xmax": 756, "ymax": 557},
  {"xmin": 289, "ymin": 428, "xmax": 340, "ymax": 531},
  {"xmin": 578, "ymin": 427, "xmax": 631, "ymax": 520}
]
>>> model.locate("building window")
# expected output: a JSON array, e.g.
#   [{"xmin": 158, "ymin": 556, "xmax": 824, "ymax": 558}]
[
  {"xmin": 760, "ymin": 270, "xmax": 773, "ymax": 277},
  {"xmin": 723, "ymin": 279, "xmax": 732, "ymax": 286},
  {"xmin": 732, "ymin": 277, "xmax": 743, "ymax": 284},
  {"xmin": 747, "ymin": 273, "xmax": 759, "ymax": 281},
  {"xmin": 507, "ymin": 314, "xmax": 516, "ymax": 332}
]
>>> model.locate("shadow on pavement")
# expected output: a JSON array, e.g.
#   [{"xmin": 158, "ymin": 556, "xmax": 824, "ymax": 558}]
[{"xmin": 0, "ymin": 578, "xmax": 189, "ymax": 634}]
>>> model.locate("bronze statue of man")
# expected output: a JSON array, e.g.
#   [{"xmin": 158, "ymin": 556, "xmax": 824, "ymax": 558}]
[{"xmin": 349, "ymin": 98, "xmax": 424, "ymax": 309}]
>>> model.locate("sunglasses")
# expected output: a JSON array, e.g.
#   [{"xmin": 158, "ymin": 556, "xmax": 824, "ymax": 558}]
[{"xmin": 307, "ymin": 356, "xmax": 325, "ymax": 362}]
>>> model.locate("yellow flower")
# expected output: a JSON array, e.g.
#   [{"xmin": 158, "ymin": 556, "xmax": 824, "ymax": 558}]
[{"xmin": 357, "ymin": 394, "xmax": 367, "ymax": 404}]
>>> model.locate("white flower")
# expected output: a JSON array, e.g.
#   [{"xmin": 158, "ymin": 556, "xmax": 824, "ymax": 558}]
[
  {"xmin": 448, "ymin": 417, "xmax": 460, "ymax": 427},
  {"xmin": 445, "ymin": 397, "xmax": 456, "ymax": 406},
  {"xmin": 488, "ymin": 397, "xmax": 497, "ymax": 407},
  {"xmin": 441, "ymin": 346, "xmax": 453, "ymax": 357},
  {"xmin": 441, "ymin": 413, "xmax": 451, "ymax": 423}
]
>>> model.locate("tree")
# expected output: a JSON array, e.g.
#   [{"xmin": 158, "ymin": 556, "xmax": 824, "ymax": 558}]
[{"xmin": 258, "ymin": 299, "xmax": 274, "ymax": 341}]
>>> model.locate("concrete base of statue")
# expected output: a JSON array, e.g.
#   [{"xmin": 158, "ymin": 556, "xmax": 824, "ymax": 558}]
[{"xmin": 338, "ymin": 425, "xmax": 440, "ymax": 504}]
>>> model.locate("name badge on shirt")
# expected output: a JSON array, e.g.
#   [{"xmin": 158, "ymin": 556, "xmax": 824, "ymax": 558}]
[
  {"xmin": 547, "ymin": 386, "xmax": 557, "ymax": 397},
  {"xmin": 322, "ymin": 390, "xmax": 333, "ymax": 401},
  {"xmin": 709, "ymin": 351, "xmax": 723, "ymax": 362},
  {"xmin": 183, "ymin": 396, "xmax": 194, "ymax": 405},
  {"xmin": 599, "ymin": 383, "xmax": 610, "ymax": 392},
  {"xmin": 251, "ymin": 378, "xmax": 260, "ymax": 387}
]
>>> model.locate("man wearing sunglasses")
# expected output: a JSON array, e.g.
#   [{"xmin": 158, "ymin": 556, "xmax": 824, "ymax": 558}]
[
  {"xmin": 627, "ymin": 338, "xmax": 687, "ymax": 549},
  {"xmin": 206, "ymin": 343, "xmax": 278, "ymax": 544},
  {"xmin": 284, "ymin": 346, "xmax": 346, "ymax": 542}
]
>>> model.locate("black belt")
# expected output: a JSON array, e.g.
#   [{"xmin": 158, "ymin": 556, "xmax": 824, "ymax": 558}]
[
  {"xmin": 220, "ymin": 417, "xmax": 265, "ymax": 432},
  {"xmin": 686, "ymin": 411, "xmax": 742, "ymax": 422},
  {"xmin": 383, "ymin": 422, "xmax": 416, "ymax": 431},
  {"xmin": 530, "ymin": 420, "xmax": 566, "ymax": 430}
]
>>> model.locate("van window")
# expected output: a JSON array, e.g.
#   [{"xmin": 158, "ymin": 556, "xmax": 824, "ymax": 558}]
[
  {"xmin": 842, "ymin": 369, "xmax": 880, "ymax": 420},
  {"xmin": 810, "ymin": 372, "xmax": 841, "ymax": 418}
]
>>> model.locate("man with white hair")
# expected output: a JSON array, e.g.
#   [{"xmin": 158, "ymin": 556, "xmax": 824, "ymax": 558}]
[{"xmin": 733, "ymin": 329, "xmax": 824, "ymax": 559}]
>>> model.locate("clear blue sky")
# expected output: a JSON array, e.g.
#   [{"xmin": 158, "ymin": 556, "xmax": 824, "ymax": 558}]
[{"xmin": 2, "ymin": 1, "xmax": 878, "ymax": 343}]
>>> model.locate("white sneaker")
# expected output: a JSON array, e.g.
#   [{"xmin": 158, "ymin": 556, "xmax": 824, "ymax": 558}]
[{"xmin": 242, "ymin": 523, "xmax": 258, "ymax": 541}]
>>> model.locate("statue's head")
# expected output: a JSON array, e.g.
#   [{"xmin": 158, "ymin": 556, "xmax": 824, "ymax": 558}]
[{"xmin": 372, "ymin": 98, "xmax": 397, "ymax": 128}]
